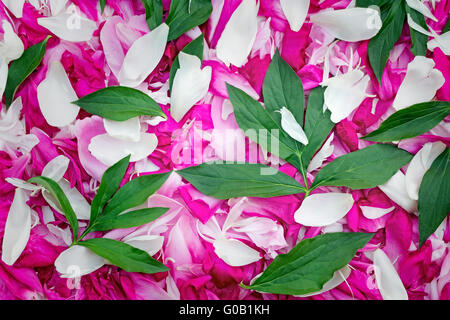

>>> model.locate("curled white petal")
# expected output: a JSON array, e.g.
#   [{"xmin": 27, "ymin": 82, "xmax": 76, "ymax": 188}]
[
  {"xmin": 277, "ymin": 107, "xmax": 309, "ymax": 145},
  {"xmin": 280, "ymin": 0, "xmax": 310, "ymax": 32},
  {"xmin": 406, "ymin": 0, "xmax": 438, "ymax": 22},
  {"xmin": 310, "ymin": 7, "xmax": 382, "ymax": 42},
  {"xmin": 216, "ymin": 0, "xmax": 259, "ymax": 67},
  {"xmin": 379, "ymin": 170, "xmax": 417, "ymax": 213},
  {"xmin": 213, "ymin": 236, "xmax": 261, "ymax": 267},
  {"xmin": 373, "ymin": 249, "xmax": 408, "ymax": 300},
  {"xmin": 55, "ymin": 245, "xmax": 106, "ymax": 278},
  {"xmin": 1, "ymin": 189, "xmax": 32, "ymax": 265},
  {"xmin": 294, "ymin": 193, "xmax": 354, "ymax": 227},
  {"xmin": 89, "ymin": 133, "xmax": 158, "ymax": 166},
  {"xmin": 5, "ymin": 178, "xmax": 40, "ymax": 191},
  {"xmin": 118, "ymin": 23, "xmax": 169, "ymax": 88},
  {"xmin": 296, "ymin": 265, "xmax": 351, "ymax": 297},
  {"xmin": 360, "ymin": 206, "xmax": 395, "ymax": 220},
  {"xmin": 37, "ymin": 61, "xmax": 80, "ymax": 127},
  {"xmin": 307, "ymin": 133, "xmax": 334, "ymax": 172},
  {"xmin": 393, "ymin": 56, "xmax": 445, "ymax": 110},
  {"xmin": 42, "ymin": 155, "xmax": 70, "ymax": 182},
  {"xmin": 103, "ymin": 117, "xmax": 141, "ymax": 142},
  {"xmin": 124, "ymin": 235, "xmax": 164, "ymax": 256},
  {"xmin": 49, "ymin": 0, "xmax": 68, "ymax": 16},
  {"xmin": 428, "ymin": 31, "xmax": 450, "ymax": 56},
  {"xmin": 170, "ymin": 52, "xmax": 212, "ymax": 122},
  {"xmin": 405, "ymin": 142, "xmax": 446, "ymax": 201},
  {"xmin": 2, "ymin": 0, "xmax": 25, "ymax": 18},
  {"xmin": 0, "ymin": 20, "xmax": 25, "ymax": 63}
]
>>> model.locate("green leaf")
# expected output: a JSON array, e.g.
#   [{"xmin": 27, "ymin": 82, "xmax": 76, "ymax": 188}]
[
  {"xmin": 92, "ymin": 207, "xmax": 169, "ymax": 231},
  {"xmin": 356, "ymin": 0, "xmax": 392, "ymax": 8},
  {"xmin": 28, "ymin": 176, "xmax": 78, "ymax": 241},
  {"xmin": 227, "ymin": 84, "xmax": 300, "ymax": 168},
  {"xmin": 298, "ymin": 87, "xmax": 334, "ymax": 170},
  {"xmin": 102, "ymin": 172, "xmax": 171, "ymax": 216},
  {"xmin": 443, "ymin": 18, "xmax": 450, "ymax": 33},
  {"xmin": 166, "ymin": 0, "xmax": 212, "ymax": 41},
  {"xmin": 169, "ymin": 34, "xmax": 204, "ymax": 91},
  {"xmin": 100, "ymin": 0, "xmax": 106, "ymax": 13},
  {"xmin": 242, "ymin": 232, "xmax": 374, "ymax": 295},
  {"xmin": 79, "ymin": 238, "xmax": 168, "ymax": 274},
  {"xmin": 368, "ymin": 0, "xmax": 405, "ymax": 83},
  {"xmin": 177, "ymin": 162, "xmax": 306, "ymax": 199},
  {"xmin": 141, "ymin": 0, "xmax": 163, "ymax": 30},
  {"xmin": 418, "ymin": 148, "xmax": 450, "ymax": 247},
  {"xmin": 90, "ymin": 155, "xmax": 130, "ymax": 222},
  {"xmin": 72, "ymin": 86, "xmax": 166, "ymax": 121},
  {"xmin": 263, "ymin": 50, "xmax": 304, "ymax": 125},
  {"xmin": 311, "ymin": 144, "xmax": 413, "ymax": 190},
  {"xmin": 4, "ymin": 36, "xmax": 50, "ymax": 107},
  {"xmin": 406, "ymin": 4, "xmax": 428, "ymax": 56},
  {"xmin": 362, "ymin": 101, "xmax": 450, "ymax": 142}
]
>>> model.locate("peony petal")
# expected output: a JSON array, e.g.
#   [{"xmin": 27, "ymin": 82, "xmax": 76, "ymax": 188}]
[
  {"xmin": 379, "ymin": 170, "xmax": 417, "ymax": 213},
  {"xmin": 55, "ymin": 245, "xmax": 105, "ymax": 278},
  {"xmin": 49, "ymin": 0, "xmax": 68, "ymax": 16},
  {"xmin": 0, "ymin": 20, "xmax": 25, "ymax": 64},
  {"xmin": 280, "ymin": 0, "xmax": 310, "ymax": 32},
  {"xmin": 310, "ymin": 7, "xmax": 382, "ymax": 42},
  {"xmin": 406, "ymin": 0, "xmax": 438, "ymax": 22},
  {"xmin": 2, "ymin": 0, "xmax": 25, "ymax": 18},
  {"xmin": 294, "ymin": 193, "xmax": 354, "ymax": 227},
  {"xmin": 428, "ymin": 31, "xmax": 450, "ymax": 57},
  {"xmin": 393, "ymin": 56, "xmax": 445, "ymax": 110},
  {"xmin": 296, "ymin": 265, "xmax": 351, "ymax": 297},
  {"xmin": 405, "ymin": 142, "xmax": 446, "ymax": 201},
  {"xmin": 171, "ymin": 52, "xmax": 212, "ymax": 122},
  {"xmin": 37, "ymin": 61, "xmax": 80, "ymax": 127},
  {"xmin": 5, "ymin": 178, "xmax": 40, "ymax": 192},
  {"xmin": 277, "ymin": 107, "xmax": 309, "ymax": 145},
  {"xmin": 0, "ymin": 59, "xmax": 7, "ymax": 99},
  {"xmin": 1, "ymin": 189, "xmax": 32, "ymax": 265},
  {"xmin": 124, "ymin": 235, "xmax": 164, "ymax": 256},
  {"xmin": 216, "ymin": 0, "xmax": 259, "ymax": 67},
  {"xmin": 307, "ymin": 133, "xmax": 334, "ymax": 172},
  {"xmin": 118, "ymin": 23, "xmax": 169, "ymax": 88},
  {"xmin": 42, "ymin": 155, "xmax": 70, "ymax": 182},
  {"xmin": 37, "ymin": 7, "xmax": 97, "ymax": 42},
  {"xmin": 213, "ymin": 236, "xmax": 261, "ymax": 267},
  {"xmin": 360, "ymin": 206, "xmax": 395, "ymax": 220},
  {"xmin": 373, "ymin": 249, "xmax": 408, "ymax": 300},
  {"xmin": 88, "ymin": 133, "xmax": 158, "ymax": 166},
  {"xmin": 103, "ymin": 117, "xmax": 141, "ymax": 142}
]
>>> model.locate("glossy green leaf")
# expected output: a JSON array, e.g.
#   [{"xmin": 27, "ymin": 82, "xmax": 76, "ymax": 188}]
[
  {"xmin": 166, "ymin": 0, "xmax": 212, "ymax": 41},
  {"xmin": 72, "ymin": 86, "xmax": 166, "ymax": 121},
  {"xmin": 93, "ymin": 207, "xmax": 169, "ymax": 231},
  {"xmin": 311, "ymin": 144, "xmax": 413, "ymax": 190},
  {"xmin": 169, "ymin": 34, "xmax": 204, "ymax": 91},
  {"xmin": 242, "ymin": 232, "xmax": 374, "ymax": 295},
  {"xmin": 102, "ymin": 172, "xmax": 171, "ymax": 216},
  {"xmin": 178, "ymin": 162, "xmax": 306, "ymax": 199},
  {"xmin": 4, "ymin": 36, "xmax": 50, "ymax": 107},
  {"xmin": 28, "ymin": 176, "xmax": 78, "ymax": 240},
  {"xmin": 443, "ymin": 17, "xmax": 450, "ymax": 33},
  {"xmin": 363, "ymin": 101, "xmax": 450, "ymax": 142},
  {"xmin": 356, "ymin": 0, "xmax": 392, "ymax": 8},
  {"xmin": 141, "ymin": 0, "xmax": 163, "ymax": 30},
  {"xmin": 90, "ymin": 155, "xmax": 130, "ymax": 222},
  {"xmin": 418, "ymin": 148, "xmax": 450, "ymax": 247},
  {"xmin": 406, "ymin": 4, "xmax": 428, "ymax": 56},
  {"xmin": 368, "ymin": 0, "xmax": 405, "ymax": 83},
  {"xmin": 79, "ymin": 238, "xmax": 168, "ymax": 274},
  {"xmin": 100, "ymin": 0, "xmax": 106, "ymax": 13}
]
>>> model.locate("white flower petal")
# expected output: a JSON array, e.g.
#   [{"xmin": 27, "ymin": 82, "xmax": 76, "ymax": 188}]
[
  {"xmin": 307, "ymin": 133, "xmax": 334, "ymax": 172},
  {"xmin": 379, "ymin": 170, "xmax": 417, "ymax": 213},
  {"xmin": 405, "ymin": 142, "xmax": 446, "ymax": 201},
  {"xmin": 5, "ymin": 177, "xmax": 40, "ymax": 191},
  {"xmin": 296, "ymin": 265, "xmax": 351, "ymax": 297},
  {"xmin": 310, "ymin": 7, "xmax": 382, "ymax": 42},
  {"xmin": 373, "ymin": 249, "xmax": 408, "ymax": 300},
  {"xmin": 124, "ymin": 235, "xmax": 164, "ymax": 256},
  {"xmin": 407, "ymin": 13, "xmax": 434, "ymax": 37},
  {"xmin": 0, "ymin": 20, "xmax": 25, "ymax": 63},
  {"xmin": 0, "ymin": 59, "xmax": 7, "ymax": 99},
  {"xmin": 2, "ymin": 0, "xmax": 25, "ymax": 18},
  {"xmin": 37, "ymin": 9, "xmax": 97, "ymax": 42},
  {"xmin": 55, "ymin": 245, "xmax": 105, "ymax": 278},
  {"xmin": 280, "ymin": 0, "xmax": 310, "ymax": 32},
  {"xmin": 324, "ymin": 70, "xmax": 370, "ymax": 123},
  {"xmin": 37, "ymin": 61, "xmax": 80, "ymax": 127},
  {"xmin": 144, "ymin": 116, "xmax": 167, "ymax": 126},
  {"xmin": 49, "ymin": 0, "xmax": 68, "ymax": 16},
  {"xmin": 1, "ymin": 189, "xmax": 31, "ymax": 265},
  {"xmin": 294, "ymin": 193, "xmax": 354, "ymax": 227},
  {"xmin": 103, "ymin": 117, "xmax": 141, "ymax": 142},
  {"xmin": 393, "ymin": 56, "xmax": 445, "ymax": 110},
  {"xmin": 42, "ymin": 155, "xmax": 70, "ymax": 182},
  {"xmin": 170, "ymin": 52, "xmax": 212, "ymax": 122},
  {"xmin": 278, "ymin": 107, "xmax": 309, "ymax": 145},
  {"xmin": 406, "ymin": 0, "xmax": 438, "ymax": 22},
  {"xmin": 360, "ymin": 206, "xmax": 395, "ymax": 220},
  {"xmin": 428, "ymin": 31, "xmax": 450, "ymax": 56},
  {"xmin": 118, "ymin": 23, "xmax": 169, "ymax": 88},
  {"xmin": 89, "ymin": 132, "xmax": 158, "ymax": 166},
  {"xmin": 213, "ymin": 236, "xmax": 261, "ymax": 267},
  {"xmin": 216, "ymin": 0, "xmax": 259, "ymax": 67}
]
